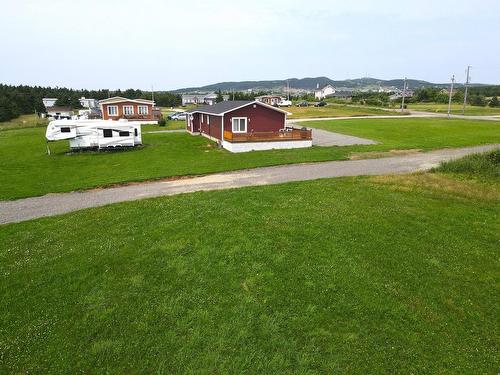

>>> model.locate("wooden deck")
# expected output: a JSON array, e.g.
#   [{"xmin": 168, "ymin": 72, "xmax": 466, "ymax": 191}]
[{"xmin": 223, "ymin": 128, "xmax": 312, "ymax": 143}]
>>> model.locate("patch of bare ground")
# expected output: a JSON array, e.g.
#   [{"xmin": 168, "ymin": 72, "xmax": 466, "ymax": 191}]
[
  {"xmin": 349, "ymin": 149, "xmax": 422, "ymax": 160},
  {"xmin": 369, "ymin": 173, "xmax": 500, "ymax": 202}
]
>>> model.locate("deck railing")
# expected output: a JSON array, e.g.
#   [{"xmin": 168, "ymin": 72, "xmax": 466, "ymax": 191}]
[{"xmin": 223, "ymin": 128, "xmax": 312, "ymax": 143}]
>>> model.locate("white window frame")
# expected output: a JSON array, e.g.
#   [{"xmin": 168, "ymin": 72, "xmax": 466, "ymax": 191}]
[
  {"xmin": 123, "ymin": 105, "xmax": 134, "ymax": 116},
  {"xmin": 232, "ymin": 117, "xmax": 247, "ymax": 133},
  {"xmin": 107, "ymin": 105, "xmax": 118, "ymax": 116},
  {"xmin": 138, "ymin": 105, "xmax": 149, "ymax": 115}
]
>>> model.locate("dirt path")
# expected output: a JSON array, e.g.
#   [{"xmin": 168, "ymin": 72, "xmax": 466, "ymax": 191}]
[{"xmin": 1, "ymin": 144, "xmax": 497, "ymax": 225}]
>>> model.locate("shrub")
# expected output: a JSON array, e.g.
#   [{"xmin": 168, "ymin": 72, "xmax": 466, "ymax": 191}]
[
  {"xmin": 158, "ymin": 118, "xmax": 166, "ymax": 127},
  {"xmin": 434, "ymin": 150, "xmax": 500, "ymax": 179},
  {"xmin": 489, "ymin": 96, "xmax": 499, "ymax": 107}
]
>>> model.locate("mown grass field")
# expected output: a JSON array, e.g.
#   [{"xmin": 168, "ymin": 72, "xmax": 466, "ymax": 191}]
[
  {"xmin": 141, "ymin": 119, "xmax": 186, "ymax": 131},
  {"xmin": 286, "ymin": 103, "xmax": 396, "ymax": 118},
  {"xmin": 407, "ymin": 102, "xmax": 500, "ymax": 115},
  {"xmin": 0, "ymin": 114, "xmax": 48, "ymax": 131},
  {"xmin": 306, "ymin": 118, "xmax": 500, "ymax": 151},
  {"xmin": 1, "ymin": 118, "xmax": 499, "ymax": 200},
  {"xmin": 0, "ymin": 159, "xmax": 498, "ymax": 373}
]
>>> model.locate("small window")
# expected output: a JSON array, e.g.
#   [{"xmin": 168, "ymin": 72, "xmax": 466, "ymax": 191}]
[
  {"xmin": 103, "ymin": 129, "xmax": 113, "ymax": 138},
  {"xmin": 134, "ymin": 128, "xmax": 138, "ymax": 136},
  {"xmin": 107, "ymin": 105, "xmax": 118, "ymax": 116},
  {"xmin": 138, "ymin": 105, "xmax": 149, "ymax": 115},
  {"xmin": 232, "ymin": 117, "xmax": 247, "ymax": 133},
  {"xmin": 119, "ymin": 131, "xmax": 130, "ymax": 137},
  {"xmin": 61, "ymin": 127, "xmax": 71, "ymax": 133},
  {"xmin": 123, "ymin": 105, "xmax": 134, "ymax": 115}
]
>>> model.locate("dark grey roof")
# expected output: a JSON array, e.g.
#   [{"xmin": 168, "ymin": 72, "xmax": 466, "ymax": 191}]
[
  {"xmin": 186, "ymin": 100, "xmax": 254, "ymax": 115},
  {"xmin": 46, "ymin": 106, "xmax": 73, "ymax": 112}
]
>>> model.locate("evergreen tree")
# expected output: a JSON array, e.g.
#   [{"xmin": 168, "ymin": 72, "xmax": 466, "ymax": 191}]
[
  {"xmin": 215, "ymin": 90, "xmax": 224, "ymax": 103},
  {"xmin": 489, "ymin": 96, "xmax": 499, "ymax": 107}
]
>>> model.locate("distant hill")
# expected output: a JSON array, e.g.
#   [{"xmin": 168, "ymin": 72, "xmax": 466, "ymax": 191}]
[{"xmin": 172, "ymin": 77, "xmax": 465, "ymax": 93}]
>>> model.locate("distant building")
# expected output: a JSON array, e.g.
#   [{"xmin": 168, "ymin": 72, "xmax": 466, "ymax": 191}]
[
  {"xmin": 314, "ymin": 84, "xmax": 336, "ymax": 100},
  {"xmin": 389, "ymin": 89, "xmax": 414, "ymax": 101},
  {"xmin": 42, "ymin": 98, "xmax": 58, "ymax": 108},
  {"xmin": 46, "ymin": 106, "xmax": 73, "ymax": 119},
  {"xmin": 255, "ymin": 95, "xmax": 283, "ymax": 106},
  {"xmin": 182, "ymin": 93, "xmax": 229, "ymax": 106},
  {"xmin": 79, "ymin": 97, "xmax": 99, "ymax": 108},
  {"xmin": 99, "ymin": 97, "xmax": 160, "ymax": 124}
]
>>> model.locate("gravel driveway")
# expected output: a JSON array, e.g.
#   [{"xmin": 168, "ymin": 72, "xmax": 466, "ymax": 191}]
[{"xmin": 0, "ymin": 144, "xmax": 497, "ymax": 225}]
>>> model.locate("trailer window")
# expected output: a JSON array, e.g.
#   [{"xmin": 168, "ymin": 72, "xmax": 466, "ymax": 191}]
[
  {"xmin": 134, "ymin": 129, "xmax": 138, "ymax": 136},
  {"xmin": 119, "ymin": 131, "xmax": 130, "ymax": 137},
  {"xmin": 103, "ymin": 129, "xmax": 113, "ymax": 138},
  {"xmin": 60, "ymin": 127, "xmax": 71, "ymax": 133}
]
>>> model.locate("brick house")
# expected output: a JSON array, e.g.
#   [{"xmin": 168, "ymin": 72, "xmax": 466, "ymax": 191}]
[{"xmin": 99, "ymin": 97, "xmax": 160, "ymax": 124}]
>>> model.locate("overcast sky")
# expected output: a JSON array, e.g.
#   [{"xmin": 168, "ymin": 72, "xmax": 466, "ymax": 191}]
[{"xmin": 1, "ymin": 0, "xmax": 499, "ymax": 90}]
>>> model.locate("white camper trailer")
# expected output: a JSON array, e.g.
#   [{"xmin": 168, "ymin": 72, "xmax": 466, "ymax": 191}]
[{"xmin": 45, "ymin": 119, "xmax": 142, "ymax": 150}]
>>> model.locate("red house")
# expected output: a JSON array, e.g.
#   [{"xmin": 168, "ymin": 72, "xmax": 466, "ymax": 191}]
[
  {"xmin": 186, "ymin": 100, "xmax": 312, "ymax": 152},
  {"xmin": 99, "ymin": 97, "xmax": 160, "ymax": 124}
]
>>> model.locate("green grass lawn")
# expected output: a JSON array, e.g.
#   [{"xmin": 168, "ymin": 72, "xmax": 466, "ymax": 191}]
[
  {"xmin": 1, "ymin": 118, "xmax": 499, "ymax": 200},
  {"xmin": 287, "ymin": 103, "xmax": 397, "ymax": 118},
  {"xmin": 407, "ymin": 102, "xmax": 500, "ymax": 115},
  {"xmin": 0, "ymin": 168, "xmax": 498, "ymax": 373},
  {"xmin": 305, "ymin": 117, "xmax": 500, "ymax": 151},
  {"xmin": 142, "ymin": 119, "xmax": 186, "ymax": 131}
]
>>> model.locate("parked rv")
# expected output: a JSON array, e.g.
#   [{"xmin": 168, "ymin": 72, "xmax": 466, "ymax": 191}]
[{"xmin": 45, "ymin": 119, "xmax": 142, "ymax": 151}]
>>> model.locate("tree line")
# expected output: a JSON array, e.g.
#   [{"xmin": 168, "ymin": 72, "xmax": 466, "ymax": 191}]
[
  {"xmin": 411, "ymin": 86, "xmax": 499, "ymax": 107},
  {"xmin": 0, "ymin": 84, "xmax": 181, "ymax": 122}
]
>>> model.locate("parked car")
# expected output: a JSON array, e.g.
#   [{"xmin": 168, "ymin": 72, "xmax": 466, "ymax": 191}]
[
  {"xmin": 314, "ymin": 101, "xmax": 327, "ymax": 107},
  {"xmin": 168, "ymin": 112, "xmax": 187, "ymax": 120},
  {"xmin": 277, "ymin": 99, "xmax": 292, "ymax": 107},
  {"xmin": 296, "ymin": 101, "xmax": 309, "ymax": 107}
]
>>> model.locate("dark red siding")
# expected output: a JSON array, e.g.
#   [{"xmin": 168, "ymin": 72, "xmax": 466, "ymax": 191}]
[
  {"xmin": 223, "ymin": 103, "xmax": 285, "ymax": 134},
  {"xmin": 199, "ymin": 113, "xmax": 222, "ymax": 140}
]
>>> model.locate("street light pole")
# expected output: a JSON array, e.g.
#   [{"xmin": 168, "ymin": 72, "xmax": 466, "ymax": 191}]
[
  {"xmin": 447, "ymin": 75, "xmax": 455, "ymax": 118},
  {"xmin": 401, "ymin": 77, "xmax": 407, "ymax": 113},
  {"xmin": 463, "ymin": 65, "xmax": 471, "ymax": 115}
]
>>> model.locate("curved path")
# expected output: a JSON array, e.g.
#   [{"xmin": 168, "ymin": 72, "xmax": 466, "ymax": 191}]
[
  {"xmin": 288, "ymin": 112, "xmax": 500, "ymax": 123},
  {"xmin": 0, "ymin": 144, "xmax": 498, "ymax": 225}
]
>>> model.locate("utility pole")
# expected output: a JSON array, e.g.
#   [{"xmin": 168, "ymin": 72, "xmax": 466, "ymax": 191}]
[
  {"xmin": 401, "ymin": 77, "xmax": 407, "ymax": 113},
  {"xmin": 463, "ymin": 65, "xmax": 471, "ymax": 115},
  {"xmin": 447, "ymin": 75, "xmax": 455, "ymax": 118}
]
